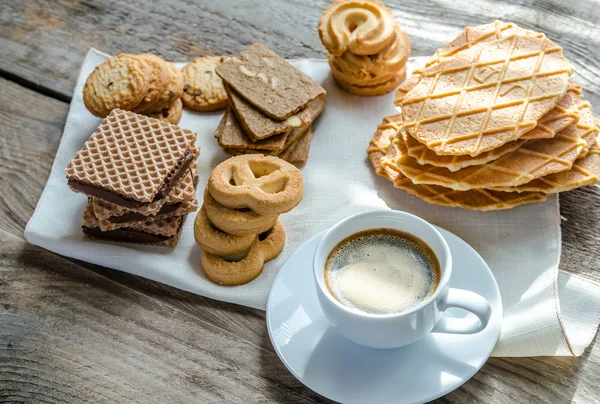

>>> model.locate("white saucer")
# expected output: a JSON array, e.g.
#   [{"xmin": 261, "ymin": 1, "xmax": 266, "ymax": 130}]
[{"xmin": 266, "ymin": 226, "xmax": 502, "ymax": 404}]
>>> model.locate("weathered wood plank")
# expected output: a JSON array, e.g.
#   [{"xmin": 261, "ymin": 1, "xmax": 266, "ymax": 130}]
[
  {"xmin": 1, "ymin": 73, "xmax": 600, "ymax": 403},
  {"xmin": 2, "ymin": 0, "xmax": 599, "ymax": 105}
]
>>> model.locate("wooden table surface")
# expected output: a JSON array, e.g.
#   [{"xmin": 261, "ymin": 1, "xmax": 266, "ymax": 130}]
[{"xmin": 1, "ymin": 0, "xmax": 600, "ymax": 402}]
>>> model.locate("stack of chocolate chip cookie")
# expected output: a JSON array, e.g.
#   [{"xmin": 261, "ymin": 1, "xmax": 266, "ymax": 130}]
[
  {"xmin": 213, "ymin": 43, "xmax": 327, "ymax": 165},
  {"xmin": 83, "ymin": 53, "xmax": 184, "ymax": 124},
  {"xmin": 368, "ymin": 21, "xmax": 600, "ymax": 211},
  {"xmin": 66, "ymin": 109, "xmax": 200, "ymax": 246},
  {"xmin": 319, "ymin": 0, "xmax": 410, "ymax": 96},
  {"xmin": 194, "ymin": 154, "xmax": 304, "ymax": 285}
]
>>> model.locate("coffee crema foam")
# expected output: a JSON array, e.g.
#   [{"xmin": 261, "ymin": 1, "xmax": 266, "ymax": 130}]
[{"xmin": 325, "ymin": 229, "xmax": 440, "ymax": 315}]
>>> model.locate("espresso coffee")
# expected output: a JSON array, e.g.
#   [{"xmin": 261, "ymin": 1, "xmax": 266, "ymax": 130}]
[{"xmin": 325, "ymin": 228, "xmax": 440, "ymax": 315}]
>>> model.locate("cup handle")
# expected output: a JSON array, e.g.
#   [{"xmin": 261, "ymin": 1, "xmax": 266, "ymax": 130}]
[{"xmin": 431, "ymin": 288, "xmax": 492, "ymax": 334}]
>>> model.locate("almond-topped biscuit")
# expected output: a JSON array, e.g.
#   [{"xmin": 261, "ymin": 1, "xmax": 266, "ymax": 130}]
[
  {"xmin": 216, "ymin": 43, "xmax": 326, "ymax": 120},
  {"xmin": 181, "ymin": 56, "xmax": 229, "ymax": 111},
  {"xmin": 83, "ymin": 54, "xmax": 151, "ymax": 117},
  {"xmin": 214, "ymin": 108, "xmax": 288, "ymax": 151}
]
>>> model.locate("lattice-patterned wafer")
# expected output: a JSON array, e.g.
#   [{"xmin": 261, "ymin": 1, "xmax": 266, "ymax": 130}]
[
  {"xmin": 403, "ymin": 84, "xmax": 583, "ymax": 171},
  {"xmin": 367, "ymin": 114, "xmax": 547, "ymax": 210},
  {"xmin": 394, "ymin": 103, "xmax": 598, "ymax": 191},
  {"xmin": 216, "ymin": 43, "xmax": 326, "ymax": 120},
  {"xmin": 92, "ymin": 161, "xmax": 198, "ymax": 220},
  {"xmin": 215, "ymin": 108, "xmax": 288, "ymax": 151},
  {"xmin": 401, "ymin": 34, "xmax": 573, "ymax": 156},
  {"xmin": 82, "ymin": 201, "xmax": 185, "ymax": 246},
  {"xmin": 492, "ymin": 135, "xmax": 600, "ymax": 193},
  {"xmin": 228, "ymin": 87, "xmax": 326, "ymax": 141},
  {"xmin": 394, "ymin": 21, "xmax": 543, "ymax": 106},
  {"xmin": 66, "ymin": 109, "xmax": 197, "ymax": 208}
]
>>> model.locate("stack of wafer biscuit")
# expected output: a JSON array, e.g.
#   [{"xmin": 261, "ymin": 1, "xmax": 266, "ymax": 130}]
[
  {"xmin": 368, "ymin": 21, "xmax": 600, "ymax": 211},
  {"xmin": 318, "ymin": 0, "xmax": 410, "ymax": 96},
  {"xmin": 194, "ymin": 154, "xmax": 304, "ymax": 285},
  {"xmin": 83, "ymin": 53, "xmax": 184, "ymax": 124},
  {"xmin": 213, "ymin": 43, "xmax": 327, "ymax": 164},
  {"xmin": 66, "ymin": 109, "xmax": 199, "ymax": 245}
]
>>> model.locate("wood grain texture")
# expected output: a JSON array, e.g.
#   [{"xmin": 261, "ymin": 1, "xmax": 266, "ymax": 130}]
[{"xmin": 1, "ymin": 0, "xmax": 600, "ymax": 402}]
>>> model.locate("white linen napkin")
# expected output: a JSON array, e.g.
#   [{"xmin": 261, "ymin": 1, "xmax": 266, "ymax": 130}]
[{"xmin": 25, "ymin": 49, "xmax": 600, "ymax": 357}]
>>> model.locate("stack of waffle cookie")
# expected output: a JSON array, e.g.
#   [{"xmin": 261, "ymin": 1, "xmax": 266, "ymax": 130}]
[
  {"xmin": 83, "ymin": 53, "xmax": 184, "ymax": 124},
  {"xmin": 66, "ymin": 109, "xmax": 200, "ymax": 245},
  {"xmin": 319, "ymin": 0, "xmax": 410, "ymax": 96},
  {"xmin": 368, "ymin": 21, "xmax": 600, "ymax": 211},
  {"xmin": 213, "ymin": 43, "xmax": 327, "ymax": 164},
  {"xmin": 194, "ymin": 155, "xmax": 304, "ymax": 286}
]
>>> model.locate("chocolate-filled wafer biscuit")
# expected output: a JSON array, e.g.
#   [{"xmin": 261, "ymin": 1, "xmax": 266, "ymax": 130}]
[
  {"xmin": 82, "ymin": 201, "xmax": 185, "ymax": 246},
  {"xmin": 214, "ymin": 108, "xmax": 287, "ymax": 151},
  {"xmin": 66, "ymin": 109, "xmax": 198, "ymax": 209},
  {"xmin": 228, "ymin": 86, "xmax": 326, "ymax": 140},
  {"xmin": 216, "ymin": 43, "xmax": 326, "ymax": 120}
]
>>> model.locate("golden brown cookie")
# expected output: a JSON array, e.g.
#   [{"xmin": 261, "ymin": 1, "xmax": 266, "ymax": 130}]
[
  {"xmin": 203, "ymin": 188, "xmax": 279, "ymax": 236},
  {"xmin": 207, "ymin": 154, "xmax": 304, "ymax": 214},
  {"xmin": 334, "ymin": 67, "xmax": 406, "ymax": 96},
  {"xmin": 194, "ymin": 206, "xmax": 256, "ymax": 256},
  {"xmin": 181, "ymin": 56, "xmax": 229, "ymax": 111},
  {"xmin": 201, "ymin": 221, "xmax": 285, "ymax": 285},
  {"xmin": 144, "ymin": 61, "xmax": 184, "ymax": 114},
  {"xmin": 318, "ymin": 0, "xmax": 396, "ymax": 56},
  {"xmin": 146, "ymin": 98, "xmax": 183, "ymax": 125},
  {"xmin": 83, "ymin": 54, "xmax": 151, "ymax": 117},
  {"xmin": 132, "ymin": 54, "xmax": 170, "ymax": 113}
]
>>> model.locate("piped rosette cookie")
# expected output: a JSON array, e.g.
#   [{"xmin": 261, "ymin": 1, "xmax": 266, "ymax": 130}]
[{"xmin": 319, "ymin": 0, "xmax": 410, "ymax": 96}]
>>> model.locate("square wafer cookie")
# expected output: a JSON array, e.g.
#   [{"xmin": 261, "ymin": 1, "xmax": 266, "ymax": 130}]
[
  {"xmin": 93, "ymin": 167, "xmax": 198, "ymax": 225},
  {"xmin": 66, "ymin": 109, "xmax": 197, "ymax": 208},
  {"xmin": 82, "ymin": 201, "xmax": 185, "ymax": 246},
  {"xmin": 216, "ymin": 43, "xmax": 326, "ymax": 119}
]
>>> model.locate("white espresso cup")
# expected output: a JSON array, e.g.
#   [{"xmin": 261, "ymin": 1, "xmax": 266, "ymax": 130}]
[{"xmin": 313, "ymin": 210, "xmax": 492, "ymax": 349}]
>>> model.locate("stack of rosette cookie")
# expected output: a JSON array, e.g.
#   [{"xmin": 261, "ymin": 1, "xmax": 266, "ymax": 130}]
[
  {"xmin": 319, "ymin": 0, "xmax": 410, "ymax": 96},
  {"xmin": 367, "ymin": 21, "xmax": 600, "ymax": 211},
  {"xmin": 194, "ymin": 155, "xmax": 304, "ymax": 285},
  {"xmin": 66, "ymin": 109, "xmax": 199, "ymax": 246},
  {"xmin": 212, "ymin": 43, "xmax": 327, "ymax": 164}
]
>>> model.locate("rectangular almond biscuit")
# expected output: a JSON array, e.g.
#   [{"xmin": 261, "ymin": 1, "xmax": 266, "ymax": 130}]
[
  {"xmin": 215, "ymin": 108, "xmax": 288, "ymax": 151},
  {"xmin": 216, "ymin": 43, "xmax": 326, "ymax": 120},
  {"xmin": 227, "ymin": 85, "xmax": 326, "ymax": 140}
]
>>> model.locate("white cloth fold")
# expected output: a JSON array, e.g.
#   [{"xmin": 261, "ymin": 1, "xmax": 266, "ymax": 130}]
[{"xmin": 25, "ymin": 49, "xmax": 600, "ymax": 357}]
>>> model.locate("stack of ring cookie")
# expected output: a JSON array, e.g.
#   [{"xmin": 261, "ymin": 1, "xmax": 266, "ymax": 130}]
[
  {"xmin": 194, "ymin": 154, "xmax": 304, "ymax": 286},
  {"xmin": 318, "ymin": 0, "xmax": 411, "ymax": 96},
  {"xmin": 83, "ymin": 53, "xmax": 185, "ymax": 124}
]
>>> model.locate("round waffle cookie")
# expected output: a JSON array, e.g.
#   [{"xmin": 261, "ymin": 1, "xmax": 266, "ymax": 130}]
[
  {"xmin": 401, "ymin": 33, "xmax": 574, "ymax": 156},
  {"xmin": 491, "ymin": 135, "xmax": 600, "ymax": 193},
  {"xmin": 394, "ymin": 20, "xmax": 544, "ymax": 107},
  {"xmin": 83, "ymin": 54, "xmax": 151, "ymax": 117},
  {"xmin": 394, "ymin": 102, "xmax": 599, "ymax": 191},
  {"xmin": 366, "ymin": 115, "xmax": 548, "ymax": 211}
]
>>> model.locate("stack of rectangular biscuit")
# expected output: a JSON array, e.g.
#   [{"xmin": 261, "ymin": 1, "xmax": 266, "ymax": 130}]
[
  {"xmin": 213, "ymin": 43, "xmax": 327, "ymax": 164},
  {"xmin": 369, "ymin": 21, "xmax": 600, "ymax": 211},
  {"xmin": 66, "ymin": 109, "xmax": 200, "ymax": 246}
]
